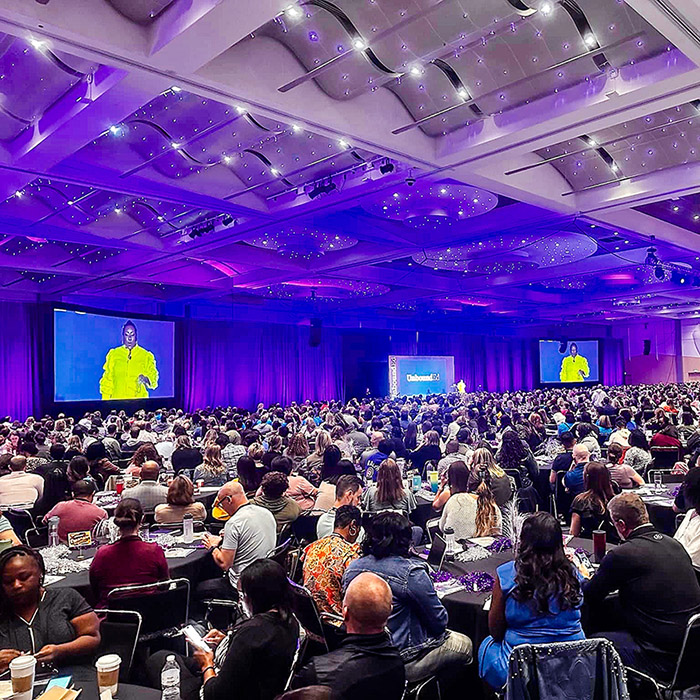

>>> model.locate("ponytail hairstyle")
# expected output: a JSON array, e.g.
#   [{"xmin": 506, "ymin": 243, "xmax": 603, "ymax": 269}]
[
  {"xmin": 473, "ymin": 467, "xmax": 498, "ymax": 537},
  {"xmin": 113, "ymin": 498, "xmax": 144, "ymax": 533}
]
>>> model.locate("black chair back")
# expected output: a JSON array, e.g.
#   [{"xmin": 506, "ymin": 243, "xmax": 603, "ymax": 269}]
[
  {"xmin": 650, "ymin": 448, "xmax": 680, "ymax": 470},
  {"xmin": 504, "ymin": 469, "xmax": 523, "ymax": 489},
  {"xmin": 24, "ymin": 526, "xmax": 48, "ymax": 548},
  {"xmin": 288, "ymin": 579, "xmax": 328, "ymax": 651},
  {"xmin": 267, "ymin": 537, "xmax": 293, "ymax": 569},
  {"xmin": 3, "ymin": 509, "xmax": 35, "ymax": 541},
  {"xmin": 670, "ymin": 613, "xmax": 700, "ymax": 690},
  {"xmin": 97, "ymin": 609, "xmax": 142, "ymax": 681},
  {"xmin": 427, "ymin": 534, "xmax": 447, "ymax": 571},
  {"xmin": 107, "ymin": 578, "xmax": 189, "ymax": 642}
]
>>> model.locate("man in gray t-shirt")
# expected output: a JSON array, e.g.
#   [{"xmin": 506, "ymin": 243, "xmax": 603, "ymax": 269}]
[{"xmin": 200, "ymin": 481, "xmax": 276, "ymax": 598}]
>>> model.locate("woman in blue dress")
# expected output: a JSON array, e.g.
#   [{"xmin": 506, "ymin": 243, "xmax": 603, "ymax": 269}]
[{"xmin": 478, "ymin": 512, "xmax": 585, "ymax": 689}]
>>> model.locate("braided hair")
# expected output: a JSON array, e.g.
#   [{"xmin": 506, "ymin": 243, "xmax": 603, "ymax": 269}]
[{"xmin": 0, "ymin": 546, "xmax": 45, "ymax": 617}]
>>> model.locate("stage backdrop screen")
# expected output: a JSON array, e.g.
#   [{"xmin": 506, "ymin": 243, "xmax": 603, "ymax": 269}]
[
  {"xmin": 54, "ymin": 309, "xmax": 175, "ymax": 402},
  {"xmin": 389, "ymin": 355, "xmax": 455, "ymax": 396},
  {"xmin": 539, "ymin": 340, "xmax": 600, "ymax": 384}
]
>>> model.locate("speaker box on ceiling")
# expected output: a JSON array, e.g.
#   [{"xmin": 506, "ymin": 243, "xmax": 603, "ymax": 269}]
[
  {"xmin": 309, "ymin": 318, "xmax": 322, "ymax": 347},
  {"xmin": 643, "ymin": 339, "xmax": 651, "ymax": 356}
]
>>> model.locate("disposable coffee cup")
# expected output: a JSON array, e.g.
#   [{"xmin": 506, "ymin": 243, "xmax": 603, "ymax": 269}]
[
  {"xmin": 9, "ymin": 654, "xmax": 36, "ymax": 700},
  {"xmin": 96, "ymin": 653, "xmax": 121, "ymax": 696}
]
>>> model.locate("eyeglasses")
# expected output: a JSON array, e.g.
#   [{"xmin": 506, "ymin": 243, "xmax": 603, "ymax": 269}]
[{"xmin": 214, "ymin": 494, "xmax": 233, "ymax": 508}]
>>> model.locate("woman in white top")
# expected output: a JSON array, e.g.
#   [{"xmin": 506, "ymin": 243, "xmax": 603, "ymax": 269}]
[
  {"xmin": 675, "ymin": 469, "xmax": 700, "ymax": 566},
  {"xmin": 440, "ymin": 465, "xmax": 502, "ymax": 540}
]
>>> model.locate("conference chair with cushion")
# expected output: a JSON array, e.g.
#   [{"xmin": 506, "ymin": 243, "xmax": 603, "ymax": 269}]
[
  {"xmin": 24, "ymin": 526, "xmax": 48, "ymax": 548},
  {"xmin": 504, "ymin": 638, "xmax": 628, "ymax": 700},
  {"xmin": 106, "ymin": 578, "xmax": 189, "ymax": 652},
  {"xmin": 625, "ymin": 613, "xmax": 700, "ymax": 700},
  {"xmin": 650, "ymin": 447, "xmax": 681, "ymax": 470},
  {"xmin": 288, "ymin": 579, "xmax": 338, "ymax": 654},
  {"xmin": 97, "ymin": 609, "xmax": 142, "ymax": 682}
]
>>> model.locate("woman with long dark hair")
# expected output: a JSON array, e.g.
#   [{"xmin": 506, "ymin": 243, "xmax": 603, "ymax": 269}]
[
  {"xmin": 569, "ymin": 462, "xmax": 618, "ymax": 541},
  {"xmin": 479, "ymin": 512, "xmax": 585, "ymax": 689},
  {"xmin": 495, "ymin": 431, "xmax": 538, "ymax": 488},
  {"xmin": 440, "ymin": 466, "xmax": 501, "ymax": 539},
  {"xmin": 432, "ymin": 460, "xmax": 469, "ymax": 511}
]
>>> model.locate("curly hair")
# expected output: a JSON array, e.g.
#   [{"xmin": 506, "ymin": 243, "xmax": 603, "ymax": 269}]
[
  {"xmin": 261, "ymin": 471, "xmax": 289, "ymax": 500},
  {"xmin": 0, "ymin": 546, "xmax": 45, "ymax": 617},
  {"xmin": 513, "ymin": 512, "xmax": 581, "ymax": 615}
]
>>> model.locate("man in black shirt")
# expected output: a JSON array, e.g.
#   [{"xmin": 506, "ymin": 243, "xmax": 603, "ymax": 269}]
[
  {"xmin": 584, "ymin": 492, "xmax": 700, "ymax": 680},
  {"xmin": 549, "ymin": 431, "xmax": 576, "ymax": 486},
  {"xmin": 293, "ymin": 571, "xmax": 405, "ymax": 699}
]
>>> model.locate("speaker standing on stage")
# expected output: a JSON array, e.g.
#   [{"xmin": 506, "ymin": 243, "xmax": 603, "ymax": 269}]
[
  {"xmin": 99, "ymin": 321, "xmax": 159, "ymax": 400},
  {"xmin": 559, "ymin": 343, "xmax": 590, "ymax": 383}
]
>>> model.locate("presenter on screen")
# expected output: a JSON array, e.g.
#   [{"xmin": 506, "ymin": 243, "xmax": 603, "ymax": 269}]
[
  {"xmin": 99, "ymin": 321, "xmax": 159, "ymax": 400},
  {"xmin": 559, "ymin": 343, "xmax": 590, "ymax": 383}
]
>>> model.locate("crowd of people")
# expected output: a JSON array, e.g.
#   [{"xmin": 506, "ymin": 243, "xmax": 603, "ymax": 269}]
[{"xmin": 0, "ymin": 382, "xmax": 700, "ymax": 698}]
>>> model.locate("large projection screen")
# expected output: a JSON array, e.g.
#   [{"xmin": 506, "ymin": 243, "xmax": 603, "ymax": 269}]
[{"xmin": 389, "ymin": 355, "xmax": 455, "ymax": 396}]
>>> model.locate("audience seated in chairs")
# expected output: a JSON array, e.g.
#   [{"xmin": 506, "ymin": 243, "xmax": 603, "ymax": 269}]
[
  {"xmin": 479, "ymin": 512, "xmax": 585, "ymax": 690},
  {"xmin": 254, "ymin": 471, "xmax": 302, "ymax": 532},
  {"xmin": 316, "ymin": 474, "xmax": 363, "ymax": 540},
  {"xmin": 344, "ymin": 511, "xmax": 472, "ymax": 683},
  {"xmin": 121, "ymin": 460, "xmax": 168, "ymax": 511},
  {"xmin": 0, "ymin": 515, "xmax": 20, "ymax": 546},
  {"xmin": 563, "ymin": 444, "xmax": 590, "ymax": 496},
  {"xmin": 89, "ymin": 498, "xmax": 168, "ymax": 607},
  {"xmin": 0, "ymin": 546, "xmax": 100, "ymax": 677},
  {"xmin": 198, "ymin": 481, "xmax": 276, "ymax": 602},
  {"xmin": 43, "ymin": 479, "xmax": 107, "ymax": 542},
  {"xmin": 154, "ymin": 475, "xmax": 206, "ymax": 524},
  {"xmin": 302, "ymin": 505, "xmax": 361, "ymax": 620},
  {"xmin": 675, "ymin": 468, "xmax": 700, "ymax": 566},
  {"xmin": 584, "ymin": 492, "xmax": 700, "ymax": 681},
  {"xmin": 569, "ymin": 463, "xmax": 619, "ymax": 543},
  {"xmin": 292, "ymin": 571, "xmax": 405, "ymax": 700},
  {"xmin": 606, "ymin": 443, "xmax": 645, "ymax": 489},
  {"xmin": 147, "ymin": 559, "xmax": 299, "ymax": 700},
  {"xmin": 0, "ymin": 456, "xmax": 43, "ymax": 506}
]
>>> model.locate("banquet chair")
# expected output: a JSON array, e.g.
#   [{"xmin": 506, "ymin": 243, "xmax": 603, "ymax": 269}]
[
  {"xmin": 650, "ymin": 448, "xmax": 681, "ymax": 470},
  {"xmin": 625, "ymin": 613, "xmax": 700, "ymax": 700},
  {"xmin": 97, "ymin": 609, "xmax": 142, "ymax": 682},
  {"xmin": 288, "ymin": 579, "xmax": 334, "ymax": 653},
  {"xmin": 504, "ymin": 470, "xmax": 523, "ymax": 490},
  {"xmin": 648, "ymin": 470, "xmax": 684, "ymax": 485},
  {"xmin": 267, "ymin": 537, "xmax": 293, "ymax": 568},
  {"xmin": 2, "ymin": 507, "xmax": 37, "ymax": 541},
  {"xmin": 107, "ymin": 578, "xmax": 190, "ymax": 651},
  {"xmin": 24, "ymin": 526, "xmax": 48, "ymax": 548},
  {"xmin": 403, "ymin": 676, "xmax": 441, "ymax": 700},
  {"xmin": 503, "ymin": 638, "xmax": 628, "ymax": 700}
]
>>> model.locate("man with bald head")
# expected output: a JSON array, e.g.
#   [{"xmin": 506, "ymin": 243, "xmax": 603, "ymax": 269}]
[
  {"xmin": 121, "ymin": 460, "xmax": 167, "ymax": 510},
  {"xmin": 293, "ymin": 572, "xmax": 405, "ymax": 699},
  {"xmin": 564, "ymin": 443, "xmax": 590, "ymax": 496},
  {"xmin": 198, "ymin": 480, "xmax": 276, "ymax": 600}
]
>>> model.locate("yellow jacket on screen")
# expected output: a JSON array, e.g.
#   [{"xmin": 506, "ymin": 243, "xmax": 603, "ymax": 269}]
[
  {"xmin": 99, "ymin": 345, "xmax": 159, "ymax": 400},
  {"xmin": 559, "ymin": 355, "xmax": 590, "ymax": 383}
]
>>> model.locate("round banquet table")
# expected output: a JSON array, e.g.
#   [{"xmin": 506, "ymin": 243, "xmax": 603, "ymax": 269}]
[
  {"xmin": 636, "ymin": 485, "xmax": 677, "ymax": 535},
  {"xmin": 73, "ymin": 681, "xmax": 160, "ymax": 700},
  {"xmin": 45, "ymin": 542, "xmax": 210, "ymax": 601}
]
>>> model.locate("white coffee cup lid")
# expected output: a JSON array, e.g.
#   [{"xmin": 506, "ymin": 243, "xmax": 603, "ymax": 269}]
[
  {"xmin": 9, "ymin": 655, "xmax": 36, "ymax": 671},
  {"xmin": 96, "ymin": 654, "xmax": 121, "ymax": 669}
]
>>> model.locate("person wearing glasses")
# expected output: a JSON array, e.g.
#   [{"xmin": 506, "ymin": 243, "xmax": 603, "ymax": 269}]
[{"xmin": 198, "ymin": 481, "xmax": 276, "ymax": 601}]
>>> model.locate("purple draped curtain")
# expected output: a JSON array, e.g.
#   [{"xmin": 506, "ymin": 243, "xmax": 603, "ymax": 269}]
[
  {"xmin": 0, "ymin": 302, "xmax": 41, "ymax": 420},
  {"xmin": 601, "ymin": 338, "xmax": 624, "ymax": 386},
  {"xmin": 181, "ymin": 320, "xmax": 344, "ymax": 410}
]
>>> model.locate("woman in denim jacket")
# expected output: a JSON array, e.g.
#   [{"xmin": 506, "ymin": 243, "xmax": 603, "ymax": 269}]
[{"xmin": 343, "ymin": 511, "xmax": 472, "ymax": 682}]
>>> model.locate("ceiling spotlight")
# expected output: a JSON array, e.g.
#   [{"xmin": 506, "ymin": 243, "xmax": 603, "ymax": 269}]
[
  {"xmin": 222, "ymin": 155, "xmax": 231, "ymax": 164},
  {"xmin": 171, "ymin": 142, "xmax": 181, "ymax": 149},
  {"xmin": 14, "ymin": 190, "xmax": 23, "ymax": 198},
  {"xmin": 29, "ymin": 38, "xmax": 46, "ymax": 51},
  {"xmin": 338, "ymin": 139, "xmax": 349, "ymax": 149},
  {"xmin": 409, "ymin": 65, "xmax": 422, "ymax": 76},
  {"xmin": 114, "ymin": 206, "xmax": 122, "ymax": 214},
  {"xmin": 457, "ymin": 87, "xmax": 469, "ymax": 99},
  {"xmin": 222, "ymin": 214, "xmax": 234, "ymax": 226},
  {"xmin": 644, "ymin": 246, "xmax": 658, "ymax": 265},
  {"xmin": 379, "ymin": 160, "xmax": 395, "ymax": 175},
  {"xmin": 352, "ymin": 37, "xmax": 367, "ymax": 51},
  {"xmin": 584, "ymin": 33, "xmax": 597, "ymax": 48},
  {"xmin": 157, "ymin": 215, "xmax": 164, "ymax": 222},
  {"xmin": 108, "ymin": 125, "xmax": 122, "ymax": 136},
  {"xmin": 285, "ymin": 5, "xmax": 303, "ymax": 19},
  {"xmin": 235, "ymin": 105, "xmax": 246, "ymax": 115},
  {"xmin": 291, "ymin": 124, "xmax": 302, "ymax": 133},
  {"xmin": 655, "ymin": 265, "xmax": 665, "ymax": 280},
  {"xmin": 611, "ymin": 163, "xmax": 620, "ymax": 173},
  {"xmin": 540, "ymin": 1, "xmax": 553, "ymax": 15},
  {"xmin": 270, "ymin": 167, "xmax": 281, "ymax": 176},
  {"xmin": 673, "ymin": 206, "xmax": 680, "ymax": 212},
  {"xmin": 171, "ymin": 86, "xmax": 182, "ymax": 92}
]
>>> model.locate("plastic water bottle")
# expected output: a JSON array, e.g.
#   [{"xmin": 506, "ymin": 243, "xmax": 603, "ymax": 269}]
[
  {"xmin": 48, "ymin": 516, "xmax": 60, "ymax": 548},
  {"xmin": 182, "ymin": 514, "xmax": 194, "ymax": 543},
  {"xmin": 445, "ymin": 527, "xmax": 457, "ymax": 557},
  {"xmin": 161, "ymin": 655, "xmax": 180, "ymax": 700}
]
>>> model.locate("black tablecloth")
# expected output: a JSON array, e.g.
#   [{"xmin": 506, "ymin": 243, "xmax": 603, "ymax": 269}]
[
  {"xmin": 74, "ymin": 681, "xmax": 160, "ymax": 700},
  {"xmin": 47, "ymin": 545, "xmax": 210, "ymax": 602}
]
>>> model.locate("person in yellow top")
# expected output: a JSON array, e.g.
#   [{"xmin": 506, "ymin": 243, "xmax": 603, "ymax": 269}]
[
  {"xmin": 559, "ymin": 343, "xmax": 590, "ymax": 383},
  {"xmin": 99, "ymin": 321, "xmax": 159, "ymax": 400}
]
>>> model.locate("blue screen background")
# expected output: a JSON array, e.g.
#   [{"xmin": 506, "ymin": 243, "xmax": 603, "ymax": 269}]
[
  {"xmin": 539, "ymin": 340, "xmax": 600, "ymax": 383},
  {"xmin": 395, "ymin": 356, "xmax": 454, "ymax": 395},
  {"xmin": 54, "ymin": 310, "xmax": 175, "ymax": 401}
]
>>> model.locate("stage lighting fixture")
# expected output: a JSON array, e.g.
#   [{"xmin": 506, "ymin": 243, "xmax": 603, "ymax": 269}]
[
  {"xmin": 644, "ymin": 246, "xmax": 658, "ymax": 265},
  {"xmin": 380, "ymin": 160, "xmax": 395, "ymax": 175},
  {"xmin": 222, "ymin": 215, "xmax": 234, "ymax": 226},
  {"xmin": 308, "ymin": 180, "xmax": 336, "ymax": 199},
  {"xmin": 654, "ymin": 265, "xmax": 664, "ymax": 280}
]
